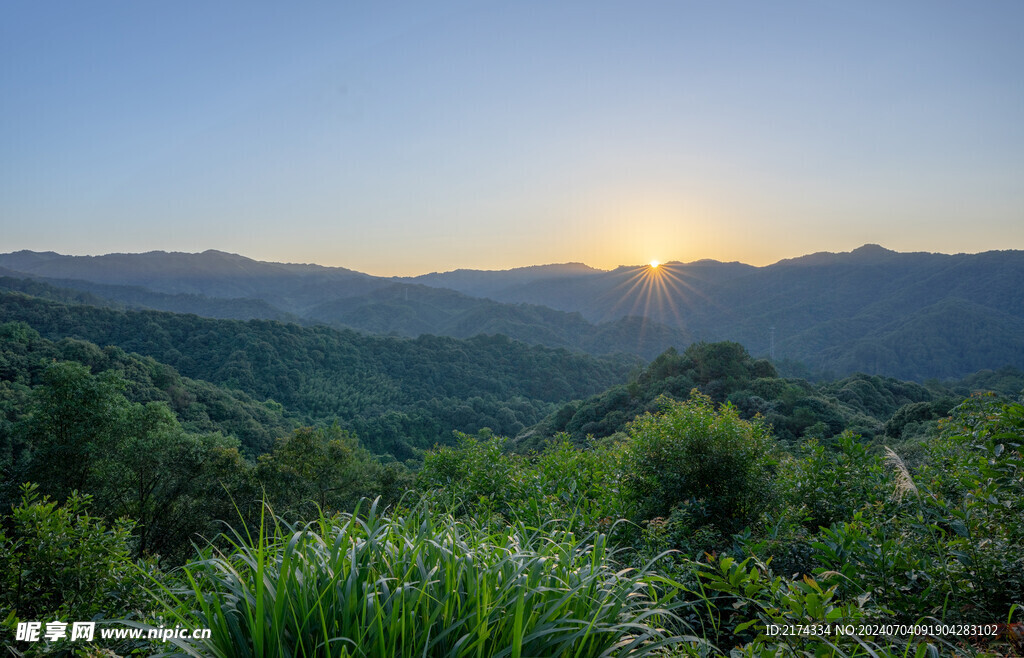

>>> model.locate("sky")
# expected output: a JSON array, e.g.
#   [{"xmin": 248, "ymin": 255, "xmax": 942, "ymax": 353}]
[{"xmin": 2, "ymin": 1, "xmax": 1022, "ymax": 276}]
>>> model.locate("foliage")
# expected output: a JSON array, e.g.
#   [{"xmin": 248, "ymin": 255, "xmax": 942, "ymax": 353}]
[
  {"xmin": 898, "ymin": 395, "xmax": 1024, "ymax": 619},
  {"xmin": 687, "ymin": 554, "xmax": 932, "ymax": 657},
  {"xmin": 0, "ymin": 293, "xmax": 631, "ymax": 458},
  {"xmin": 7, "ymin": 361, "xmax": 248, "ymax": 563},
  {"xmin": 0, "ymin": 320, "xmax": 293, "ymax": 456},
  {"xmin": 0, "ymin": 320, "xmax": 539, "ymax": 567},
  {"xmin": 528, "ymin": 342, "xmax": 985, "ymax": 450},
  {"xmin": 5, "ymin": 357, "xmax": 407, "ymax": 565},
  {"xmin": 92, "ymin": 402, "xmax": 246, "ymax": 562},
  {"xmin": 417, "ymin": 431, "xmax": 627, "ymax": 534},
  {"xmin": 781, "ymin": 431, "xmax": 889, "ymax": 532},
  {"xmin": 624, "ymin": 392, "xmax": 776, "ymax": 538},
  {"xmin": 3, "ymin": 288, "xmax": 1024, "ymax": 655},
  {"xmin": 740, "ymin": 395, "xmax": 1024, "ymax": 639},
  {"xmin": 0, "ymin": 483, "xmax": 158, "ymax": 655},
  {"xmin": 255, "ymin": 425, "xmax": 410, "ymax": 520},
  {"xmin": 21, "ymin": 361, "xmax": 128, "ymax": 499},
  {"xmin": 663, "ymin": 392, "xmax": 1024, "ymax": 654},
  {"xmin": 150, "ymin": 500, "xmax": 687, "ymax": 658}
]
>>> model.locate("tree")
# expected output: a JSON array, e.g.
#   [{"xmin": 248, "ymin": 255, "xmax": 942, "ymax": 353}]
[
  {"xmin": 683, "ymin": 341, "xmax": 752, "ymax": 386},
  {"xmin": 17, "ymin": 362, "xmax": 251, "ymax": 562},
  {"xmin": 22, "ymin": 362, "xmax": 128, "ymax": 499},
  {"xmin": 256, "ymin": 425, "xmax": 383, "ymax": 517},
  {"xmin": 92, "ymin": 402, "xmax": 244, "ymax": 560}
]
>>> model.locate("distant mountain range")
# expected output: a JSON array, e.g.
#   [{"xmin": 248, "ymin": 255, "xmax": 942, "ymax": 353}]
[
  {"xmin": 1, "ymin": 245, "xmax": 1022, "ymax": 379},
  {"xmin": 0, "ymin": 251, "xmax": 689, "ymax": 360},
  {"xmin": 0, "ymin": 250, "xmax": 378, "ymax": 311},
  {"xmin": 413, "ymin": 245, "xmax": 1024, "ymax": 379}
]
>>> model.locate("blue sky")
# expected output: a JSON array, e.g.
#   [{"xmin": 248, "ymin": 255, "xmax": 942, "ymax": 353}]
[{"xmin": 2, "ymin": 1, "xmax": 1022, "ymax": 275}]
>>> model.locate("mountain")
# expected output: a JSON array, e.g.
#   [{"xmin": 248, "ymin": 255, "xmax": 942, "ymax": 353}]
[
  {"xmin": 410, "ymin": 263, "xmax": 603, "ymax": 299},
  {"xmin": 674, "ymin": 248, "xmax": 1024, "ymax": 378},
  {"xmin": 0, "ymin": 275, "xmax": 299, "ymax": 322},
  {"xmin": 813, "ymin": 298, "xmax": 1024, "ymax": 380},
  {"xmin": 0, "ymin": 252, "xmax": 690, "ymax": 359},
  {"xmin": 409, "ymin": 246, "xmax": 1024, "ymax": 380},
  {"xmin": 516, "ymin": 341, "xmax": 938, "ymax": 451},
  {"xmin": 305, "ymin": 282, "xmax": 691, "ymax": 359},
  {"xmin": 0, "ymin": 276, "xmax": 120, "ymax": 309},
  {"xmin": 413, "ymin": 260, "xmax": 757, "ymax": 318},
  {"xmin": 517, "ymin": 337, "xmax": 1022, "ymax": 453},
  {"xmin": 3, "ymin": 246, "xmax": 1023, "ymax": 380},
  {"xmin": 0, "ymin": 250, "xmax": 384, "ymax": 313}
]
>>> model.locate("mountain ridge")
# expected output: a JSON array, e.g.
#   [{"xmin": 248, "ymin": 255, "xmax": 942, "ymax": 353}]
[{"xmin": 2, "ymin": 245, "xmax": 1022, "ymax": 380}]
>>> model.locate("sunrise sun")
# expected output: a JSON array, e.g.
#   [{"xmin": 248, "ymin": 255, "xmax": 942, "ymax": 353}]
[{"xmin": 649, "ymin": 260, "xmax": 660, "ymax": 268}]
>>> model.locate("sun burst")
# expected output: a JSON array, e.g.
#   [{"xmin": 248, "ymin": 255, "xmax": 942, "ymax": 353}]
[{"xmin": 603, "ymin": 260, "xmax": 719, "ymax": 353}]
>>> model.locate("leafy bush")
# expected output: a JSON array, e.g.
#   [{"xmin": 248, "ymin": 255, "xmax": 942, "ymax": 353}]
[
  {"xmin": 1, "ymin": 483, "xmax": 158, "ymax": 655},
  {"xmin": 686, "ymin": 554, "xmax": 949, "ymax": 657},
  {"xmin": 800, "ymin": 396, "xmax": 1024, "ymax": 626},
  {"xmin": 906, "ymin": 395, "xmax": 1024, "ymax": 619},
  {"xmin": 255, "ymin": 424, "xmax": 406, "ymax": 520},
  {"xmin": 782, "ymin": 431, "xmax": 889, "ymax": 531},
  {"xmin": 624, "ymin": 392, "xmax": 777, "ymax": 537},
  {"xmin": 418, "ymin": 430, "xmax": 628, "ymax": 536}
]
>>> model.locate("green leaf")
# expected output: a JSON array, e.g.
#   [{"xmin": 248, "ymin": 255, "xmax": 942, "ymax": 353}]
[{"xmin": 949, "ymin": 520, "xmax": 969, "ymax": 537}]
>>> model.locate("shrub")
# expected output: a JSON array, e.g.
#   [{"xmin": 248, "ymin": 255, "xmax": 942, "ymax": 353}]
[
  {"xmin": 782, "ymin": 431, "xmax": 888, "ymax": 531},
  {"xmin": 1, "ymin": 483, "xmax": 157, "ymax": 655},
  {"xmin": 624, "ymin": 391, "xmax": 777, "ymax": 537},
  {"xmin": 418, "ymin": 431, "xmax": 627, "ymax": 534}
]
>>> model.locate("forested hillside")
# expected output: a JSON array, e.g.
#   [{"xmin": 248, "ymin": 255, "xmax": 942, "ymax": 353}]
[
  {"xmin": 0, "ymin": 291, "xmax": 631, "ymax": 458},
  {"xmin": 0, "ymin": 322, "xmax": 295, "ymax": 454},
  {"xmin": 0, "ymin": 249, "xmax": 382, "ymax": 310},
  {"xmin": 0, "ymin": 322, "xmax": 408, "ymax": 564},
  {"xmin": 0, "ymin": 275, "xmax": 298, "ymax": 322},
  {"xmin": 520, "ymin": 341, "xmax": 1022, "ymax": 451}
]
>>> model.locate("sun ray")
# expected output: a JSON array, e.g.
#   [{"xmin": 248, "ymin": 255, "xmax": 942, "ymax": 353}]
[{"xmin": 600, "ymin": 261, "xmax": 733, "ymax": 352}]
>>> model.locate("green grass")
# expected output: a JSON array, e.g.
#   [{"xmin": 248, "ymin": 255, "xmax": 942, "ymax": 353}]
[{"xmin": 149, "ymin": 499, "xmax": 689, "ymax": 657}]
